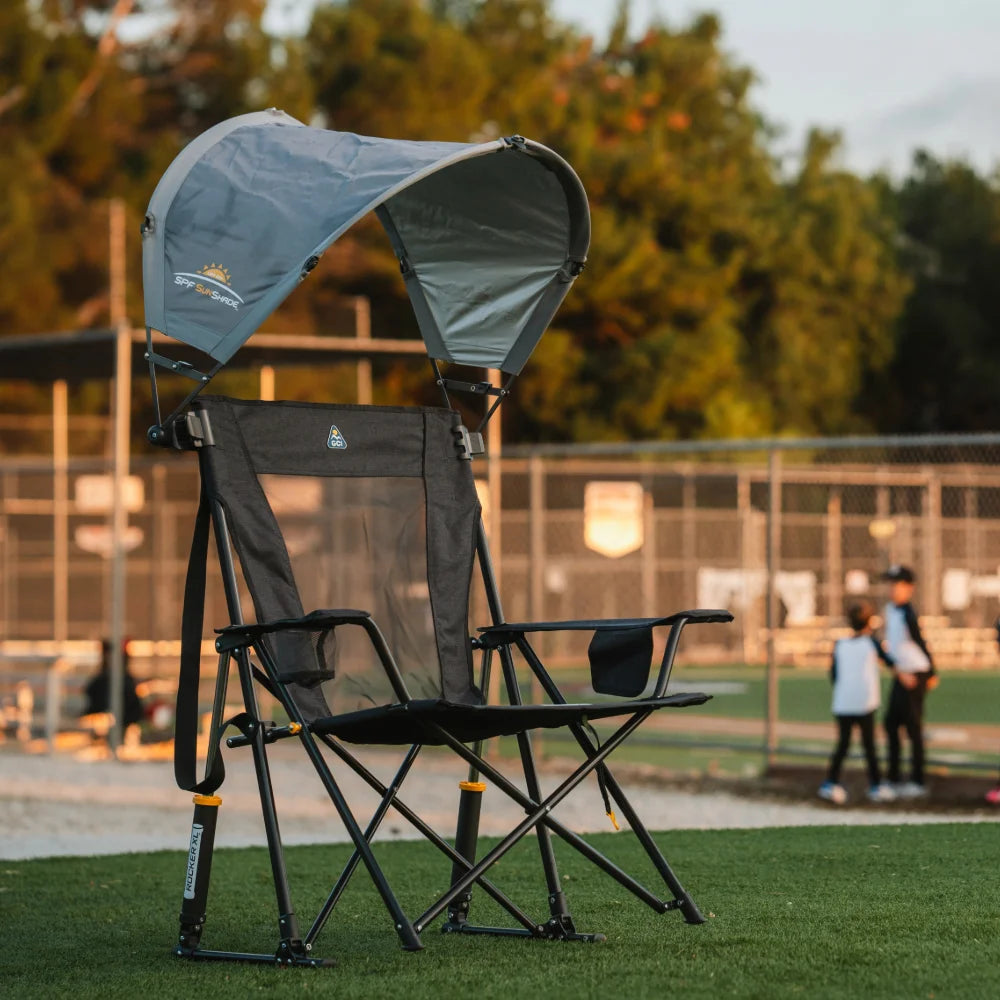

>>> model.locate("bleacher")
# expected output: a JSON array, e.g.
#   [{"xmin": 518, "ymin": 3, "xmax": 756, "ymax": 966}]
[{"xmin": 765, "ymin": 617, "xmax": 999, "ymax": 669}]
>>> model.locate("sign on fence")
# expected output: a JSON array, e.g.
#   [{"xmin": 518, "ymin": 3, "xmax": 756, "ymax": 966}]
[{"xmin": 583, "ymin": 481, "xmax": 644, "ymax": 558}]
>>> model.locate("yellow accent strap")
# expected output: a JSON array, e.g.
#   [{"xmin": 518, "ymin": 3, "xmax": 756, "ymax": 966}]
[
  {"xmin": 193, "ymin": 794, "xmax": 222, "ymax": 807},
  {"xmin": 288, "ymin": 722, "xmax": 303, "ymax": 734},
  {"xmin": 607, "ymin": 810, "xmax": 620, "ymax": 831},
  {"xmin": 459, "ymin": 781, "xmax": 487, "ymax": 793}
]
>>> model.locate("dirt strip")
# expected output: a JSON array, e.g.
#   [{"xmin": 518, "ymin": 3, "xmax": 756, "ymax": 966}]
[{"xmin": 2, "ymin": 745, "xmax": 997, "ymax": 862}]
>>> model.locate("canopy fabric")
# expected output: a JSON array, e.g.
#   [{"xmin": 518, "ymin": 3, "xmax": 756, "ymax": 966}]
[{"xmin": 142, "ymin": 109, "xmax": 590, "ymax": 374}]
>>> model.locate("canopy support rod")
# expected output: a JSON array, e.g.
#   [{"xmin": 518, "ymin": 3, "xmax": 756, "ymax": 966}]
[
  {"xmin": 476, "ymin": 374, "xmax": 515, "ymax": 435},
  {"xmin": 430, "ymin": 358, "xmax": 451, "ymax": 409},
  {"xmin": 428, "ymin": 358, "xmax": 514, "ymax": 435},
  {"xmin": 145, "ymin": 330, "xmax": 224, "ymax": 446}
]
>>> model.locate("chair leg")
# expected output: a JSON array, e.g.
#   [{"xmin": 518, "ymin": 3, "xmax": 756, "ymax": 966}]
[
  {"xmin": 174, "ymin": 724, "xmax": 335, "ymax": 967},
  {"xmin": 415, "ymin": 715, "xmax": 671, "ymax": 939},
  {"xmin": 443, "ymin": 778, "xmax": 486, "ymax": 929},
  {"xmin": 512, "ymin": 727, "xmax": 589, "ymax": 939},
  {"xmin": 569, "ymin": 726, "xmax": 705, "ymax": 924},
  {"xmin": 517, "ymin": 637, "xmax": 705, "ymax": 924},
  {"xmin": 305, "ymin": 743, "xmax": 422, "ymax": 945},
  {"xmin": 318, "ymin": 735, "xmax": 540, "ymax": 937},
  {"xmin": 294, "ymin": 728, "xmax": 424, "ymax": 951},
  {"xmin": 176, "ymin": 793, "xmax": 222, "ymax": 955},
  {"xmin": 502, "ymin": 644, "xmax": 594, "ymax": 940}
]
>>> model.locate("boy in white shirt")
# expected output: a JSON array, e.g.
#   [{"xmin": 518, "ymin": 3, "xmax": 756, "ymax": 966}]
[
  {"xmin": 881, "ymin": 565, "xmax": 937, "ymax": 798},
  {"xmin": 819, "ymin": 601, "xmax": 897, "ymax": 804}
]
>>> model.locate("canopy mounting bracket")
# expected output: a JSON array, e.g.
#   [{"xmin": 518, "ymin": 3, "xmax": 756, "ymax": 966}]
[{"xmin": 437, "ymin": 379, "xmax": 505, "ymax": 397}]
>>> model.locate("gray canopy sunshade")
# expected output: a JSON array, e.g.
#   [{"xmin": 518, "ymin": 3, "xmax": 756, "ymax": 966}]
[{"xmin": 141, "ymin": 109, "xmax": 590, "ymax": 386}]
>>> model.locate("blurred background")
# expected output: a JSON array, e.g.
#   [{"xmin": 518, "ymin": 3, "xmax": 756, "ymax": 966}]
[{"xmin": 2, "ymin": 1, "xmax": 1000, "ymax": 776}]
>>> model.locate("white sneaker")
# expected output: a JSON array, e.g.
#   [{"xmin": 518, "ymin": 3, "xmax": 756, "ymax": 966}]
[
  {"xmin": 867, "ymin": 783, "xmax": 896, "ymax": 803},
  {"xmin": 894, "ymin": 781, "xmax": 928, "ymax": 799},
  {"xmin": 818, "ymin": 781, "xmax": 847, "ymax": 805}
]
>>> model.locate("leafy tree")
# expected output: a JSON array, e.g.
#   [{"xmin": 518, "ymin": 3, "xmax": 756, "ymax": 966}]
[
  {"xmin": 1, "ymin": 0, "xmax": 979, "ymax": 449},
  {"xmin": 741, "ymin": 130, "xmax": 910, "ymax": 437},
  {"xmin": 865, "ymin": 152, "xmax": 1000, "ymax": 432}
]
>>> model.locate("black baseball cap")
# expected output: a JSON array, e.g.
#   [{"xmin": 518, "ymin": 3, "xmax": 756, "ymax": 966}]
[{"xmin": 881, "ymin": 564, "xmax": 915, "ymax": 583}]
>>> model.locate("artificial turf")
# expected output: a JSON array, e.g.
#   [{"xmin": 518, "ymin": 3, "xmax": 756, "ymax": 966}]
[
  {"xmin": 556, "ymin": 663, "xmax": 1000, "ymax": 727},
  {"xmin": 2, "ymin": 822, "xmax": 998, "ymax": 999}
]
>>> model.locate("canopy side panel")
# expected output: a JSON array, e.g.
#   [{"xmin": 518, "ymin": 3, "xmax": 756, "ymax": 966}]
[
  {"xmin": 142, "ymin": 110, "xmax": 303, "ymax": 346},
  {"xmin": 146, "ymin": 122, "xmax": 471, "ymax": 363},
  {"xmin": 384, "ymin": 145, "xmax": 589, "ymax": 373}
]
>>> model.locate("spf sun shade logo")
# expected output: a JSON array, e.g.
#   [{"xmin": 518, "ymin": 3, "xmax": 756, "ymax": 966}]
[
  {"xmin": 173, "ymin": 262, "xmax": 245, "ymax": 311},
  {"xmin": 327, "ymin": 425, "xmax": 347, "ymax": 449}
]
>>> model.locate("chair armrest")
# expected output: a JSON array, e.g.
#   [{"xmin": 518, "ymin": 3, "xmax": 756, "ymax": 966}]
[
  {"xmin": 215, "ymin": 609, "xmax": 371, "ymax": 652},
  {"xmin": 214, "ymin": 608, "xmax": 413, "ymax": 703},
  {"xmin": 477, "ymin": 609, "xmax": 732, "ymax": 644},
  {"xmin": 478, "ymin": 609, "xmax": 732, "ymax": 699}
]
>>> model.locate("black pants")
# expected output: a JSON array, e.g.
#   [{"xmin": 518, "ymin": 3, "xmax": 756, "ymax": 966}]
[
  {"xmin": 827, "ymin": 712, "xmax": 880, "ymax": 787},
  {"xmin": 885, "ymin": 675, "xmax": 929, "ymax": 785}
]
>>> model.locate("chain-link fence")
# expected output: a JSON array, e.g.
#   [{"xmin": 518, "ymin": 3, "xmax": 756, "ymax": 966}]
[
  {"xmin": 495, "ymin": 433, "xmax": 1000, "ymax": 668},
  {"xmin": 3, "ymin": 431, "xmax": 1000, "ymax": 770}
]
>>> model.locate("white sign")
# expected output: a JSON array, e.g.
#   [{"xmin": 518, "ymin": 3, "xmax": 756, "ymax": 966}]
[
  {"xmin": 942, "ymin": 568, "xmax": 971, "ymax": 610},
  {"xmin": 696, "ymin": 567, "xmax": 817, "ymax": 624},
  {"xmin": 74, "ymin": 475, "xmax": 145, "ymax": 514},
  {"xmin": 584, "ymin": 481, "xmax": 644, "ymax": 558},
  {"xmin": 74, "ymin": 524, "xmax": 144, "ymax": 558}
]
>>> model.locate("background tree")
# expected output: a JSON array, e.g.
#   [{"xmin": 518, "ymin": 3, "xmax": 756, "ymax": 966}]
[
  {"xmin": 864, "ymin": 152, "xmax": 1000, "ymax": 432},
  {"xmin": 1, "ymin": 0, "xmax": 996, "ymax": 446}
]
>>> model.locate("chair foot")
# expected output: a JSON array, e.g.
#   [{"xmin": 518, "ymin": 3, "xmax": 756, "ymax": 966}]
[
  {"xmin": 396, "ymin": 921, "xmax": 424, "ymax": 951},
  {"xmin": 440, "ymin": 916, "xmax": 606, "ymax": 943},
  {"xmin": 441, "ymin": 921, "xmax": 538, "ymax": 938},
  {"xmin": 542, "ymin": 913, "xmax": 606, "ymax": 943},
  {"xmin": 174, "ymin": 945, "xmax": 336, "ymax": 968},
  {"xmin": 674, "ymin": 895, "xmax": 706, "ymax": 924}
]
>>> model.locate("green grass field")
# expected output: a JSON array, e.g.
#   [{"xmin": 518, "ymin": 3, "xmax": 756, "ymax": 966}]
[
  {"xmin": 521, "ymin": 664, "xmax": 1000, "ymax": 778},
  {"xmin": 3, "ymin": 824, "xmax": 998, "ymax": 999},
  {"xmin": 679, "ymin": 664, "xmax": 1000, "ymax": 727},
  {"xmin": 552, "ymin": 663, "xmax": 1000, "ymax": 727}
]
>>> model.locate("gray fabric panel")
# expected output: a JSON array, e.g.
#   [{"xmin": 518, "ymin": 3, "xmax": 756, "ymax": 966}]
[
  {"xmin": 154, "ymin": 123, "xmax": 477, "ymax": 361},
  {"xmin": 376, "ymin": 204, "xmax": 452, "ymax": 362},
  {"xmin": 217, "ymin": 398, "xmax": 426, "ymax": 478},
  {"xmin": 501, "ymin": 264, "xmax": 578, "ymax": 373},
  {"xmin": 144, "ymin": 114, "xmax": 591, "ymax": 374},
  {"xmin": 198, "ymin": 398, "xmax": 330, "ymax": 719},
  {"xmin": 422, "ymin": 409, "xmax": 481, "ymax": 704},
  {"xmin": 195, "ymin": 397, "xmax": 479, "ymax": 714},
  {"xmin": 384, "ymin": 151, "xmax": 571, "ymax": 371},
  {"xmin": 142, "ymin": 109, "xmax": 304, "ymax": 343}
]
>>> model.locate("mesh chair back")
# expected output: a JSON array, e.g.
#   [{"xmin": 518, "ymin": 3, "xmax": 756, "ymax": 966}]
[{"xmin": 195, "ymin": 397, "xmax": 482, "ymax": 720}]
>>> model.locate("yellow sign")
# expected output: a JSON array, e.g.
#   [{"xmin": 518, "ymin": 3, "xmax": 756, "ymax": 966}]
[
  {"xmin": 584, "ymin": 481, "xmax": 644, "ymax": 558},
  {"xmin": 868, "ymin": 518, "xmax": 897, "ymax": 540}
]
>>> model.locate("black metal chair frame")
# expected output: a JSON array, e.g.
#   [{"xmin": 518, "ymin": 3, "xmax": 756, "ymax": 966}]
[{"xmin": 171, "ymin": 397, "xmax": 732, "ymax": 968}]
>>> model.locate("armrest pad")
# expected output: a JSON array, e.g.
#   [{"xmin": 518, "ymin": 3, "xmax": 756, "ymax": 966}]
[
  {"xmin": 478, "ymin": 608, "xmax": 732, "ymax": 638},
  {"xmin": 215, "ymin": 609, "xmax": 371, "ymax": 651}
]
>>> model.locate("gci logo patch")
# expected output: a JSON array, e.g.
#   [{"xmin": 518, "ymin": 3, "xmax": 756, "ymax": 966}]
[{"xmin": 327, "ymin": 425, "xmax": 347, "ymax": 449}]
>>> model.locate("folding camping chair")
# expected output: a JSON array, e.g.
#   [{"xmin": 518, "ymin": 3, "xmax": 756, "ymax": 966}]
[{"xmin": 140, "ymin": 110, "xmax": 733, "ymax": 968}]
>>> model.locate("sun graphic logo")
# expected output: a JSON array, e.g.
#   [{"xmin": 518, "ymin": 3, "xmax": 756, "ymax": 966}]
[
  {"xmin": 198, "ymin": 263, "xmax": 233, "ymax": 287},
  {"xmin": 173, "ymin": 261, "xmax": 245, "ymax": 310}
]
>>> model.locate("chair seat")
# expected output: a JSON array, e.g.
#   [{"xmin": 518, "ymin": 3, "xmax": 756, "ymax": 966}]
[{"xmin": 310, "ymin": 693, "xmax": 711, "ymax": 745}]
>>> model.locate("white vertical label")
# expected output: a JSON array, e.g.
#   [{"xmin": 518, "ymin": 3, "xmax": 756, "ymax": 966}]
[{"xmin": 184, "ymin": 823, "xmax": 204, "ymax": 900}]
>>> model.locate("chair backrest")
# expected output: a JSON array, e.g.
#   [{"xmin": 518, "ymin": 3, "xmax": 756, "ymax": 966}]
[{"xmin": 194, "ymin": 396, "xmax": 482, "ymax": 719}]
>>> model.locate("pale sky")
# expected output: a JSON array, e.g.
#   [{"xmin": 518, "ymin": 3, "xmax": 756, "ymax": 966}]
[
  {"xmin": 551, "ymin": 0, "xmax": 1000, "ymax": 176},
  {"xmin": 262, "ymin": 0, "xmax": 1000, "ymax": 177}
]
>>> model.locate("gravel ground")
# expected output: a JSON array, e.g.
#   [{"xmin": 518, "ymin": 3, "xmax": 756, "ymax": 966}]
[{"xmin": 2, "ymin": 745, "xmax": 996, "ymax": 861}]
